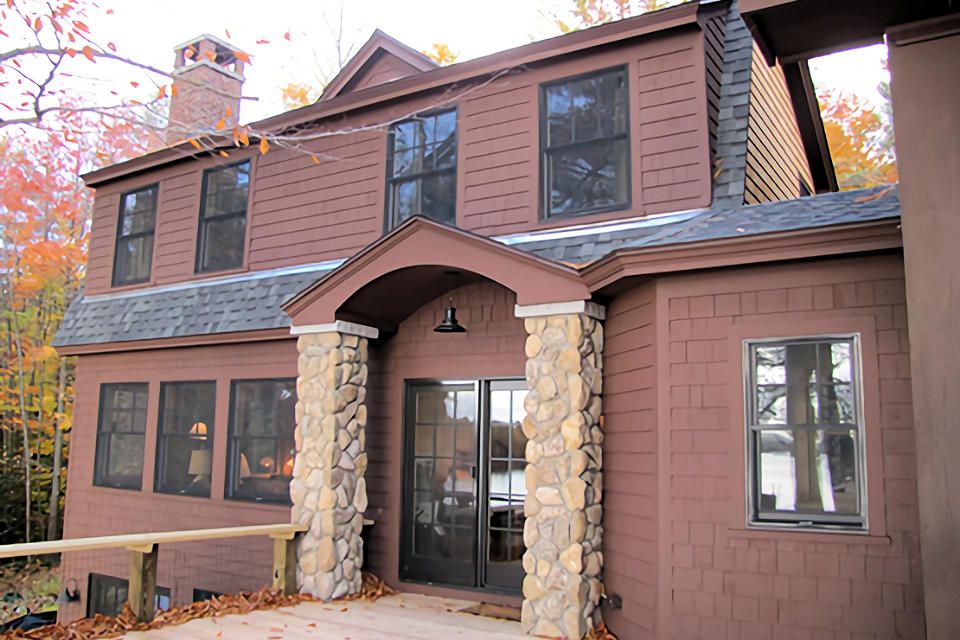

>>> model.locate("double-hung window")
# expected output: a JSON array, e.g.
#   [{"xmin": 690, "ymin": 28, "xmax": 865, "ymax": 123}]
[
  {"xmin": 541, "ymin": 67, "xmax": 630, "ymax": 218},
  {"xmin": 113, "ymin": 185, "xmax": 158, "ymax": 286},
  {"xmin": 94, "ymin": 383, "xmax": 148, "ymax": 490},
  {"xmin": 155, "ymin": 381, "xmax": 216, "ymax": 497},
  {"xmin": 196, "ymin": 161, "xmax": 250, "ymax": 273},
  {"xmin": 227, "ymin": 379, "xmax": 297, "ymax": 503},
  {"xmin": 387, "ymin": 109, "xmax": 457, "ymax": 229},
  {"xmin": 746, "ymin": 336, "xmax": 865, "ymax": 528}
]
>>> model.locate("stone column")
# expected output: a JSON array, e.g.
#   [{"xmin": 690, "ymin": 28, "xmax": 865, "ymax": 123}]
[
  {"xmin": 290, "ymin": 328, "xmax": 371, "ymax": 600},
  {"xmin": 520, "ymin": 310, "xmax": 604, "ymax": 639}
]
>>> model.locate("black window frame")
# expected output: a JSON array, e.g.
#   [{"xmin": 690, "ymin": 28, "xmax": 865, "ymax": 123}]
[
  {"xmin": 112, "ymin": 183, "xmax": 159, "ymax": 287},
  {"xmin": 87, "ymin": 573, "xmax": 171, "ymax": 618},
  {"xmin": 539, "ymin": 65, "xmax": 631, "ymax": 220},
  {"xmin": 384, "ymin": 107, "xmax": 458, "ymax": 231},
  {"xmin": 744, "ymin": 335, "xmax": 867, "ymax": 530},
  {"xmin": 195, "ymin": 160, "xmax": 251, "ymax": 274},
  {"xmin": 226, "ymin": 377, "xmax": 297, "ymax": 505},
  {"xmin": 192, "ymin": 588, "xmax": 222, "ymax": 602},
  {"xmin": 154, "ymin": 380, "xmax": 217, "ymax": 497},
  {"xmin": 93, "ymin": 382, "xmax": 149, "ymax": 491}
]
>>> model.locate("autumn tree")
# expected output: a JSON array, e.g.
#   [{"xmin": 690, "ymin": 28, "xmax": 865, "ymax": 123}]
[
  {"xmin": 0, "ymin": 109, "xmax": 148, "ymax": 544},
  {"xmin": 554, "ymin": 0, "xmax": 687, "ymax": 32},
  {"xmin": 819, "ymin": 89, "xmax": 898, "ymax": 190}
]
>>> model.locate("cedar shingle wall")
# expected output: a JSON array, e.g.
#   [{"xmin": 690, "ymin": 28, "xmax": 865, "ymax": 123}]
[
  {"xmin": 603, "ymin": 282, "xmax": 660, "ymax": 639},
  {"xmin": 660, "ymin": 255, "xmax": 923, "ymax": 639},
  {"xmin": 59, "ymin": 341, "xmax": 298, "ymax": 621}
]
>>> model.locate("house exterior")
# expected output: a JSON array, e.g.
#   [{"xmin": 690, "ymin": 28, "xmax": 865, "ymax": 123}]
[{"xmin": 52, "ymin": 1, "xmax": 930, "ymax": 638}]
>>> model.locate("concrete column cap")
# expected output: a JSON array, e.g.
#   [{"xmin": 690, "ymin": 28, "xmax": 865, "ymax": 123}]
[
  {"xmin": 514, "ymin": 300, "xmax": 606, "ymax": 320},
  {"xmin": 289, "ymin": 320, "xmax": 379, "ymax": 339}
]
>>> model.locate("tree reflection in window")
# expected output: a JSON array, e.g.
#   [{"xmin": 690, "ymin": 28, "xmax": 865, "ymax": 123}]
[{"xmin": 748, "ymin": 338, "xmax": 864, "ymax": 526}]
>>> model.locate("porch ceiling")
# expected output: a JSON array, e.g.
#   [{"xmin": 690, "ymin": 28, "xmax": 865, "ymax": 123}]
[{"xmin": 283, "ymin": 216, "xmax": 591, "ymax": 329}]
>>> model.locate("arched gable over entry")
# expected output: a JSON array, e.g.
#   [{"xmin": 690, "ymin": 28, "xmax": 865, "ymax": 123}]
[{"xmin": 283, "ymin": 216, "xmax": 592, "ymax": 331}]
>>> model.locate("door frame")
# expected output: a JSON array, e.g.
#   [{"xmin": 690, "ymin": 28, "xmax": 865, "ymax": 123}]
[{"xmin": 399, "ymin": 377, "xmax": 527, "ymax": 595}]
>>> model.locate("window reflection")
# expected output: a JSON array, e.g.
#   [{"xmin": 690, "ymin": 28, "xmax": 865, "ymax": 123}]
[{"xmin": 749, "ymin": 338, "xmax": 863, "ymax": 526}]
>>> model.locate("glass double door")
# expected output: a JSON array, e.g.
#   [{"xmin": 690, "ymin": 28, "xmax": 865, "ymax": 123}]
[{"xmin": 400, "ymin": 379, "xmax": 528, "ymax": 592}]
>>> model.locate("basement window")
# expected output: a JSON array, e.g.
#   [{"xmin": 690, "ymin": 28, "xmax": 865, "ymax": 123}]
[
  {"xmin": 226, "ymin": 379, "xmax": 297, "ymax": 503},
  {"xmin": 112, "ymin": 184, "xmax": 158, "ymax": 286},
  {"xmin": 745, "ymin": 336, "xmax": 866, "ymax": 529},
  {"xmin": 155, "ymin": 381, "xmax": 216, "ymax": 497},
  {"xmin": 386, "ymin": 108, "xmax": 457, "ymax": 229},
  {"xmin": 94, "ymin": 383, "xmax": 148, "ymax": 490},
  {"xmin": 196, "ymin": 160, "xmax": 250, "ymax": 273},
  {"xmin": 540, "ymin": 66, "xmax": 630, "ymax": 219},
  {"xmin": 87, "ymin": 574, "xmax": 170, "ymax": 617}
]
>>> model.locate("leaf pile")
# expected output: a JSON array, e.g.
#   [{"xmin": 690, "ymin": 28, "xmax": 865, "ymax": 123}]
[
  {"xmin": 585, "ymin": 620, "xmax": 618, "ymax": 640},
  {"xmin": 1, "ymin": 573, "xmax": 395, "ymax": 640}
]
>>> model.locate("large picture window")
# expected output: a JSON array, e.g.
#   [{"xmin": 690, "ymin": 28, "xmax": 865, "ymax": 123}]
[
  {"xmin": 541, "ymin": 67, "xmax": 630, "ymax": 218},
  {"xmin": 112, "ymin": 185, "xmax": 158, "ymax": 286},
  {"xmin": 196, "ymin": 160, "xmax": 250, "ymax": 273},
  {"xmin": 387, "ymin": 109, "xmax": 457, "ymax": 229},
  {"xmin": 155, "ymin": 382, "xmax": 216, "ymax": 497},
  {"xmin": 94, "ymin": 383, "xmax": 148, "ymax": 490},
  {"xmin": 227, "ymin": 379, "xmax": 296, "ymax": 503},
  {"xmin": 87, "ymin": 573, "xmax": 170, "ymax": 618},
  {"xmin": 746, "ymin": 336, "xmax": 865, "ymax": 528}
]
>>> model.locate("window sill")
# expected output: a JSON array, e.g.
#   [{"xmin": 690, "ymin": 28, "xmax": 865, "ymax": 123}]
[{"xmin": 728, "ymin": 526, "xmax": 891, "ymax": 546}]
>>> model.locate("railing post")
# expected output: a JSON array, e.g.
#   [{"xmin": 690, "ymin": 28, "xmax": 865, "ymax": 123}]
[
  {"xmin": 127, "ymin": 544, "xmax": 158, "ymax": 623},
  {"xmin": 271, "ymin": 532, "xmax": 299, "ymax": 596}
]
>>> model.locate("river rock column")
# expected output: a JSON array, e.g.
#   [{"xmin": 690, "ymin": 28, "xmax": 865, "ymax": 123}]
[
  {"xmin": 290, "ymin": 330, "xmax": 370, "ymax": 601},
  {"xmin": 521, "ymin": 312, "xmax": 604, "ymax": 640}
]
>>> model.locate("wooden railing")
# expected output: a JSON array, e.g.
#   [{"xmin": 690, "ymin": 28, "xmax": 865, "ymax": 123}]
[{"xmin": 0, "ymin": 523, "xmax": 308, "ymax": 622}]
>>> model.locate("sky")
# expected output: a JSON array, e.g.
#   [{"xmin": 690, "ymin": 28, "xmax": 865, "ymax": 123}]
[{"xmin": 5, "ymin": 0, "xmax": 889, "ymax": 126}]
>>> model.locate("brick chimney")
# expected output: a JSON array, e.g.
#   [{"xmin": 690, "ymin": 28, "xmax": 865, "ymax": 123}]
[{"xmin": 166, "ymin": 34, "xmax": 245, "ymax": 145}]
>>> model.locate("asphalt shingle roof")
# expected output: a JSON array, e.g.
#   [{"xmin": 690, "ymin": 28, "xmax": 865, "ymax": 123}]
[{"xmin": 53, "ymin": 185, "xmax": 900, "ymax": 349}]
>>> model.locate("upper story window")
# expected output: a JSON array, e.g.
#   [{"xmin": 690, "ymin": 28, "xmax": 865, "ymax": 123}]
[
  {"xmin": 746, "ymin": 336, "xmax": 865, "ymax": 529},
  {"xmin": 541, "ymin": 67, "xmax": 630, "ymax": 218},
  {"xmin": 155, "ymin": 381, "xmax": 216, "ymax": 497},
  {"xmin": 94, "ymin": 383, "xmax": 148, "ymax": 490},
  {"xmin": 112, "ymin": 185, "xmax": 158, "ymax": 286},
  {"xmin": 196, "ymin": 160, "xmax": 250, "ymax": 273},
  {"xmin": 227, "ymin": 379, "xmax": 296, "ymax": 503},
  {"xmin": 387, "ymin": 109, "xmax": 457, "ymax": 229}
]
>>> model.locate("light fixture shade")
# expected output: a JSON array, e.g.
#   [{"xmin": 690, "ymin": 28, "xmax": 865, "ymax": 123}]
[
  {"xmin": 188, "ymin": 449, "xmax": 212, "ymax": 475},
  {"xmin": 434, "ymin": 305, "xmax": 467, "ymax": 333}
]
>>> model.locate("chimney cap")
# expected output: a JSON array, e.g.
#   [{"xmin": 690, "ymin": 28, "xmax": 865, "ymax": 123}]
[{"xmin": 173, "ymin": 33, "xmax": 248, "ymax": 57}]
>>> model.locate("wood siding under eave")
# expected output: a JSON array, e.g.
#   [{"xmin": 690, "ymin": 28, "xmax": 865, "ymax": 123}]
[
  {"xmin": 82, "ymin": 27, "xmax": 713, "ymax": 296},
  {"xmin": 602, "ymin": 281, "xmax": 660, "ymax": 639},
  {"xmin": 744, "ymin": 42, "xmax": 813, "ymax": 204},
  {"xmin": 637, "ymin": 29, "xmax": 713, "ymax": 214},
  {"xmin": 346, "ymin": 53, "xmax": 425, "ymax": 94}
]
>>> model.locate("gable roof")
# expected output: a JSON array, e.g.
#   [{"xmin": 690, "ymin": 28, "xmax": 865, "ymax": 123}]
[
  {"xmin": 320, "ymin": 29, "xmax": 438, "ymax": 100},
  {"xmin": 53, "ymin": 186, "xmax": 901, "ymax": 353},
  {"xmin": 82, "ymin": 0, "xmax": 703, "ymax": 187}
]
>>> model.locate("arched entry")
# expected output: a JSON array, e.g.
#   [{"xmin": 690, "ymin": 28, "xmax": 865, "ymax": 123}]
[{"xmin": 283, "ymin": 217, "xmax": 606, "ymax": 638}]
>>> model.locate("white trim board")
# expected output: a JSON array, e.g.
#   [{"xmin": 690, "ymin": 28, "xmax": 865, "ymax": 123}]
[{"xmin": 514, "ymin": 301, "xmax": 606, "ymax": 320}]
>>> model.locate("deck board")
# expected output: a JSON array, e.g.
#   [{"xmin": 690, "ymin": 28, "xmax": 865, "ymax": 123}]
[{"xmin": 119, "ymin": 593, "xmax": 526, "ymax": 639}]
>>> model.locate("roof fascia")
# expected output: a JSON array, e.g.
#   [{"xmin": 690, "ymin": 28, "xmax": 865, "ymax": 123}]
[{"xmin": 582, "ymin": 219, "xmax": 902, "ymax": 291}]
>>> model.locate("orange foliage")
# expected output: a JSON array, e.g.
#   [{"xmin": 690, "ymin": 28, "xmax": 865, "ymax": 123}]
[
  {"xmin": 819, "ymin": 91, "xmax": 898, "ymax": 190},
  {"xmin": 422, "ymin": 43, "xmax": 457, "ymax": 66}
]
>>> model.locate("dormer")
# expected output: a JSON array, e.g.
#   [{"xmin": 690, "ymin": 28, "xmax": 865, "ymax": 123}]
[{"xmin": 320, "ymin": 29, "xmax": 438, "ymax": 100}]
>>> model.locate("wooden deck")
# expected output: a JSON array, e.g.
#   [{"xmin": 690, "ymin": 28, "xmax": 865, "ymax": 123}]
[{"xmin": 119, "ymin": 593, "xmax": 526, "ymax": 639}]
